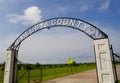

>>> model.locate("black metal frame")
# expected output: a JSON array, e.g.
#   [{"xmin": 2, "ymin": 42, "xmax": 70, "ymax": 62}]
[
  {"xmin": 7, "ymin": 17, "xmax": 108, "ymax": 50},
  {"xmin": 111, "ymin": 45, "xmax": 118, "ymax": 83},
  {"xmin": 16, "ymin": 59, "xmax": 31, "ymax": 83}
]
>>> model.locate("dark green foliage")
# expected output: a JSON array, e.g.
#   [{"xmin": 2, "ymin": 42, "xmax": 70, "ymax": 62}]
[
  {"xmin": 0, "ymin": 62, "xmax": 5, "ymax": 71},
  {"xmin": 34, "ymin": 62, "xmax": 41, "ymax": 68},
  {"xmin": 25, "ymin": 64, "xmax": 33, "ymax": 70},
  {"xmin": 1, "ymin": 66, "xmax": 4, "ymax": 71},
  {"xmin": 18, "ymin": 64, "xmax": 22, "ymax": 70}
]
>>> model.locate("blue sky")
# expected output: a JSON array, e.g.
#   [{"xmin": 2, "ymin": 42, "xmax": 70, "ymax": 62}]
[{"xmin": 0, "ymin": 0, "xmax": 120, "ymax": 64}]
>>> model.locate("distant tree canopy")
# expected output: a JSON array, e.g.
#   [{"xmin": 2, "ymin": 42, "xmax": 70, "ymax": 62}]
[{"xmin": 0, "ymin": 62, "xmax": 5, "ymax": 71}]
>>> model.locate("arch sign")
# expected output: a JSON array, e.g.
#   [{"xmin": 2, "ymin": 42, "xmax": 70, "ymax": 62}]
[{"xmin": 4, "ymin": 17, "xmax": 116, "ymax": 83}]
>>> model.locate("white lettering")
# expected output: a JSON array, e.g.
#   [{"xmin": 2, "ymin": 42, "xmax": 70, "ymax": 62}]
[
  {"xmin": 77, "ymin": 21, "xmax": 83, "ymax": 29},
  {"xmin": 62, "ymin": 19, "xmax": 69, "ymax": 25},
  {"xmin": 68, "ymin": 19, "xmax": 76, "ymax": 26},
  {"xmin": 20, "ymin": 33, "xmax": 26, "ymax": 41},
  {"xmin": 52, "ymin": 18, "xmax": 76, "ymax": 27},
  {"xmin": 16, "ymin": 37, "xmax": 21, "ymax": 45},
  {"xmin": 83, "ymin": 23, "xmax": 91, "ymax": 31},
  {"xmin": 57, "ymin": 19, "xmax": 63, "ymax": 25},
  {"xmin": 51, "ymin": 19, "xmax": 57, "ymax": 25},
  {"xmin": 34, "ymin": 24, "xmax": 40, "ymax": 31},
  {"xmin": 34, "ymin": 22, "xmax": 46, "ymax": 31},
  {"xmin": 26, "ymin": 29, "xmax": 31, "ymax": 36},
  {"xmin": 42, "ymin": 22, "xmax": 46, "ymax": 28}
]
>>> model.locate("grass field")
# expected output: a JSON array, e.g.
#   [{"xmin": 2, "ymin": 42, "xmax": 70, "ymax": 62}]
[
  {"xmin": 0, "ymin": 63, "xmax": 96, "ymax": 83},
  {"xmin": 118, "ymin": 80, "xmax": 120, "ymax": 83},
  {"xmin": 1, "ymin": 63, "xmax": 120, "ymax": 83},
  {"xmin": 0, "ymin": 67, "xmax": 4, "ymax": 83},
  {"xmin": 17, "ymin": 63, "xmax": 96, "ymax": 83}
]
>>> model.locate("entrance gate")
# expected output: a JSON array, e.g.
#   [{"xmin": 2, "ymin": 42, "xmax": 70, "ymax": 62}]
[{"xmin": 4, "ymin": 17, "xmax": 116, "ymax": 83}]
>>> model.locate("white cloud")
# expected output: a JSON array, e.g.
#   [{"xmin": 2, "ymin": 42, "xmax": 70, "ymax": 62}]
[
  {"xmin": 99, "ymin": 0, "xmax": 110, "ymax": 12},
  {"xmin": 7, "ymin": 6, "xmax": 42, "ymax": 25},
  {"xmin": 7, "ymin": 14, "xmax": 19, "ymax": 23}
]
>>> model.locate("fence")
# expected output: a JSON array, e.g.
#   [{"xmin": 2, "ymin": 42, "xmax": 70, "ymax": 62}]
[{"xmin": 17, "ymin": 63, "xmax": 96, "ymax": 83}]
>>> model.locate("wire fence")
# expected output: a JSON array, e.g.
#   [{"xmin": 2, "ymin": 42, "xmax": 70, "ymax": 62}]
[{"xmin": 17, "ymin": 63, "xmax": 96, "ymax": 83}]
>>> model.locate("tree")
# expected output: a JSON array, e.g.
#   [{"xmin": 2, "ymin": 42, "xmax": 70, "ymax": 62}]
[
  {"xmin": 72, "ymin": 61, "xmax": 77, "ymax": 66},
  {"xmin": 18, "ymin": 64, "xmax": 22, "ymax": 70},
  {"xmin": 25, "ymin": 64, "xmax": 33, "ymax": 70},
  {"xmin": 35, "ymin": 62, "xmax": 41, "ymax": 68}
]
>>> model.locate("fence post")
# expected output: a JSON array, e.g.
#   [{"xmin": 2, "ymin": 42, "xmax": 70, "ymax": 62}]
[
  {"xmin": 54, "ymin": 65, "xmax": 57, "ymax": 77},
  {"xmin": 28, "ymin": 68, "xmax": 30, "ymax": 83},
  {"xmin": 40, "ymin": 67, "xmax": 42, "ymax": 82}
]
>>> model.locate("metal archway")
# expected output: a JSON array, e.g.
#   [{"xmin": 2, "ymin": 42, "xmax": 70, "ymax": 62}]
[
  {"xmin": 8, "ymin": 17, "xmax": 108, "ymax": 50},
  {"xmin": 4, "ymin": 17, "xmax": 116, "ymax": 83}
]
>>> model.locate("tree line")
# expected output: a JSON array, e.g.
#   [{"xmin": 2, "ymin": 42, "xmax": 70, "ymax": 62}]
[{"xmin": 0, "ymin": 62, "xmax": 96, "ymax": 71}]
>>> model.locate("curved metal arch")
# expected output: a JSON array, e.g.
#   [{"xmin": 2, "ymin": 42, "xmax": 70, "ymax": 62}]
[{"xmin": 8, "ymin": 17, "xmax": 108, "ymax": 50}]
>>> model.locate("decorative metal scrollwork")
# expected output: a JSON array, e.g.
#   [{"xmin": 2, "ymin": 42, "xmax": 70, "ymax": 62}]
[{"xmin": 8, "ymin": 17, "xmax": 108, "ymax": 50}]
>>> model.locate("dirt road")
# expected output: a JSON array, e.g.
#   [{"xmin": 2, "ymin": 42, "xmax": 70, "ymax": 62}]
[
  {"xmin": 43, "ymin": 69, "xmax": 97, "ymax": 83},
  {"xmin": 43, "ymin": 65, "xmax": 120, "ymax": 83},
  {"xmin": 116, "ymin": 65, "xmax": 120, "ymax": 80}
]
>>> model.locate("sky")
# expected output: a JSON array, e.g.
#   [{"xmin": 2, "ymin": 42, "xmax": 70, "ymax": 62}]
[{"xmin": 0, "ymin": 0, "xmax": 120, "ymax": 64}]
